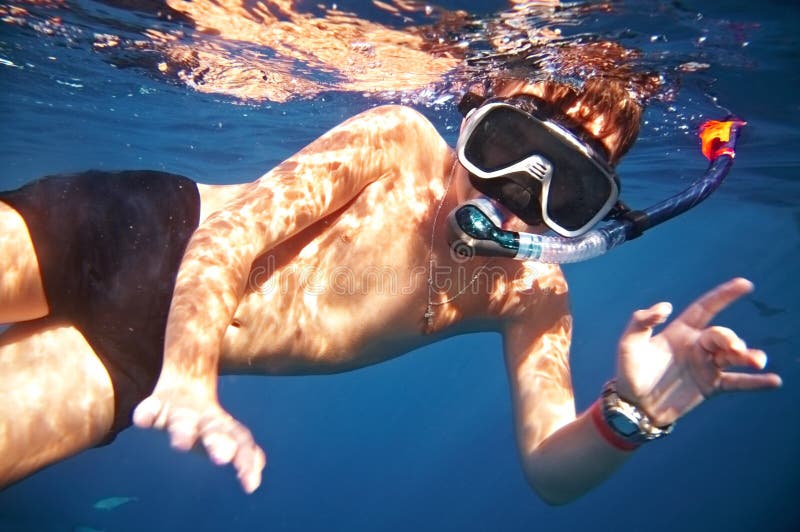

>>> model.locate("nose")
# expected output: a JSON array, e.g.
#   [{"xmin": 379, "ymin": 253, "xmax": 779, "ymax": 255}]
[{"xmin": 525, "ymin": 155, "xmax": 552, "ymax": 182}]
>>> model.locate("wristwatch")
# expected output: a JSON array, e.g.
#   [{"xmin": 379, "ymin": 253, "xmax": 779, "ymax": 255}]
[{"xmin": 600, "ymin": 380, "xmax": 675, "ymax": 445}]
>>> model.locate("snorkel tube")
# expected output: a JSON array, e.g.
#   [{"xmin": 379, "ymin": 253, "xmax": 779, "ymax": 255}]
[{"xmin": 448, "ymin": 118, "xmax": 745, "ymax": 264}]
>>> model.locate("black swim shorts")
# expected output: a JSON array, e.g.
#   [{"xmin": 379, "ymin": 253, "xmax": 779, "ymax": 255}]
[{"xmin": 0, "ymin": 170, "xmax": 200, "ymax": 443}]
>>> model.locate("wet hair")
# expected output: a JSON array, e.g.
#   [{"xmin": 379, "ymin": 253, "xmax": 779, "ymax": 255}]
[
  {"xmin": 473, "ymin": 41, "xmax": 659, "ymax": 165},
  {"xmin": 533, "ymin": 78, "xmax": 643, "ymax": 165}
]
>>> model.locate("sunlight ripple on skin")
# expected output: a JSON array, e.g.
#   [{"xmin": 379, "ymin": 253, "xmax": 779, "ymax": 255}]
[
  {"xmin": 515, "ymin": 317, "xmax": 574, "ymax": 453},
  {"xmin": 212, "ymin": 106, "xmax": 454, "ymax": 371},
  {"xmin": 0, "ymin": 323, "xmax": 115, "ymax": 483},
  {"xmin": 0, "ymin": 204, "xmax": 49, "ymax": 322}
]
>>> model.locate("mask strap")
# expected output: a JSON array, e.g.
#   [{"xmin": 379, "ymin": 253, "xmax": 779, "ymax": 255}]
[{"xmin": 609, "ymin": 202, "xmax": 649, "ymax": 240}]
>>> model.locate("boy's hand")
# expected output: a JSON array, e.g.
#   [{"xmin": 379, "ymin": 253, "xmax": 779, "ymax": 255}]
[
  {"xmin": 133, "ymin": 382, "xmax": 266, "ymax": 494},
  {"xmin": 615, "ymin": 277, "xmax": 782, "ymax": 426}
]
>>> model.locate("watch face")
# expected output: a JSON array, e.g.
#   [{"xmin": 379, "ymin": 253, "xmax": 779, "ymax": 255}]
[{"xmin": 608, "ymin": 412, "xmax": 639, "ymax": 437}]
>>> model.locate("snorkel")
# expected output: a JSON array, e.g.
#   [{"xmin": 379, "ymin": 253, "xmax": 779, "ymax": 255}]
[{"xmin": 448, "ymin": 118, "xmax": 745, "ymax": 263}]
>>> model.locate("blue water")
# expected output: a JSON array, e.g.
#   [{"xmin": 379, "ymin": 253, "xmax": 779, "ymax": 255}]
[{"xmin": 1, "ymin": 1, "xmax": 799, "ymax": 531}]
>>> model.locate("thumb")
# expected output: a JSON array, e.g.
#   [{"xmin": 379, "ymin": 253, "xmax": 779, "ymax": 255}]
[{"xmin": 620, "ymin": 302, "xmax": 673, "ymax": 348}]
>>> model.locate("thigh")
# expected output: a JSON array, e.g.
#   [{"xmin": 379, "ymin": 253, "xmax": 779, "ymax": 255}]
[
  {"xmin": 0, "ymin": 318, "xmax": 115, "ymax": 488},
  {"xmin": 0, "ymin": 200, "xmax": 49, "ymax": 323}
]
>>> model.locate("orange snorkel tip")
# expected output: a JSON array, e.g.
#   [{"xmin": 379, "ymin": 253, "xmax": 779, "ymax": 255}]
[{"xmin": 700, "ymin": 118, "xmax": 747, "ymax": 160}]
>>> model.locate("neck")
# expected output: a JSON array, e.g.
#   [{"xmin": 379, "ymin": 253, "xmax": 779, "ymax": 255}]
[{"xmin": 424, "ymin": 153, "xmax": 496, "ymax": 327}]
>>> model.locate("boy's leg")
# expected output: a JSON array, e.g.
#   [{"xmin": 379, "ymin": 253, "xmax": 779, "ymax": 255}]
[
  {"xmin": 0, "ymin": 201, "xmax": 49, "ymax": 323},
  {"xmin": 0, "ymin": 318, "xmax": 115, "ymax": 488}
]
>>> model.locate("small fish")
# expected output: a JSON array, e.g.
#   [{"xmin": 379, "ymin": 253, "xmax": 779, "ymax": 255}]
[
  {"xmin": 92, "ymin": 496, "xmax": 138, "ymax": 511},
  {"xmin": 750, "ymin": 298, "xmax": 787, "ymax": 317}
]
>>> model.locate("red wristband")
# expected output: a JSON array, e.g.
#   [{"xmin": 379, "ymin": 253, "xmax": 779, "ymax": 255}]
[{"xmin": 589, "ymin": 399, "xmax": 640, "ymax": 452}]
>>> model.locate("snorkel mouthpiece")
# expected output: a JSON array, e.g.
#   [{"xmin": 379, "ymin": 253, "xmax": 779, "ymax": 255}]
[
  {"xmin": 448, "ymin": 118, "xmax": 745, "ymax": 264},
  {"xmin": 449, "ymin": 199, "xmax": 520, "ymax": 259},
  {"xmin": 447, "ymin": 198, "xmax": 616, "ymax": 263}
]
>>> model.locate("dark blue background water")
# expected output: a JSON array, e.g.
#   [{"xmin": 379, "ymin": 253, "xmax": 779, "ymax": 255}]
[{"xmin": 1, "ymin": 1, "xmax": 798, "ymax": 531}]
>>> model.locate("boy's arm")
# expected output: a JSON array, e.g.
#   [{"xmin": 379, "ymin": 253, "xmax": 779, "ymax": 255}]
[
  {"xmin": 133, "ymin": 105, "xmax": 451, "ymax": 493},
  {"xmin": 504, "ymin": 278, "xmax": 781, "ymax": 505},
  {"xmin": 502, "ymin": 283, "xmax": 633, "ymax": 505}
]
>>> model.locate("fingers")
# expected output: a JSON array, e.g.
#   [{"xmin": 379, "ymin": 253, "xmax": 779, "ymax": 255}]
[
  {"xmin": 699, "ymin": 326, "xmax": 767, "ymax": 370},
  {"xmin": 677, "ymin": 277, "xmax": 754, "ymax": 330},
  {"xmin": 135, "ymin": 398, "xmax": 202, "ymax": 450},
  {"xmin": 632, "ymin": 302, "xmax": 674, "ymax": 330},
  {"xmin": 621, "ymin": 301, "xmax": 673, "ymax": 345},
  {"xmin": 201, "ymin": 417, "xmax": 240, "ymax": 465},
  {"xmin": 718, "ymin": 371, "xmax": 783, "ymax": 393},
  {"xmin": 166, "ymin": 409, "xmax": 202, "ymax": 451},
  {"xmin": 132, "ymin": 396, "xmax": 160, "ymax": 428},
  {"xmin": 697, "ymin": 325, "xmax": 783, "ymax": 394},
  {"xmin": 199, "ymin": 413, "xmax": 266, "ymax": 494},
  {"xmin": 133, "ymin": 394, "xmax": 266, "ymax": 494},
  {"xmin": 236, "ymin": 443, "xmax": 267, "ymax": 494}
]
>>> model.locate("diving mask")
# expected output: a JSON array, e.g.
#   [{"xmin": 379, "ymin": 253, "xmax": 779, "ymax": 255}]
[{"xmin": 457, "ymin": 95, "xmax": 619, "ymax": 237}]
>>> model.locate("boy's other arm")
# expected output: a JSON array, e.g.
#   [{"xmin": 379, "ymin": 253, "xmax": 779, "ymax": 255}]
[
  {"xmin": 503, "ymin": 288, "xmax": 632, "ymax": 505},
  {"xmin": 504, "ymin": 278, "xmax": 783, "ymax": 505}
]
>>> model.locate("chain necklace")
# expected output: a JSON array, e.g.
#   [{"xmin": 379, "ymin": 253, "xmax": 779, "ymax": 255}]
[{"xmin": 424, "ymin": 157, "xmax": 491, "ymax": 327}]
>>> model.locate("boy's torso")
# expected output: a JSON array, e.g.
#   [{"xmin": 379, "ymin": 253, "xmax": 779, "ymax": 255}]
[{"xmin": 214, "ymin": 169, "xmax": 566, "ymax": 376}]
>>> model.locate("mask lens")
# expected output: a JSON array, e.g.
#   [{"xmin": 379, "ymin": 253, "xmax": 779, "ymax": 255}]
[
  {"xmin": 463, "ymin": 107, "xmax": 541, "ymax": 172},
  {"xmin": 546, "ymin": 166, "xmax": 613, "ymax": 231}
]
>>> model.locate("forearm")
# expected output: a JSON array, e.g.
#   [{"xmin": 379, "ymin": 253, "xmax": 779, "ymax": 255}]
[
  {"xmin": 522, "ymin": 400, "xmax": 632, "ymax": 505},
  {"xmin": 503, "ymin": 290, "xmax": 630, "ymax": 505},
  {"xmin": 159, "ymin": 223, "xmax": 254, "ymax": 391}
]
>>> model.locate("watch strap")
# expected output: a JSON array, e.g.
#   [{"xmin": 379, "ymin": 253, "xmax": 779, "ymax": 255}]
[
  {"xmin": 590, "ymin": 399, "xmax": 640, "ymax": 452},
  {"xmin": 594, "ymin": 379, "xmax": 675, "ymax": 449}
]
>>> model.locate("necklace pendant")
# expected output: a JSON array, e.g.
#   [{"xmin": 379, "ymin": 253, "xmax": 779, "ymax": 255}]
[{"xmin": 424, "ymin": 307, "xmax": 434, "ymax": 326}]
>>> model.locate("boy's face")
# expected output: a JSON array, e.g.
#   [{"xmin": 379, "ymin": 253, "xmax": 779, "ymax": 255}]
[{"xmin": 453, "ymin": 89, "xmax": 621, "ymax": 237}]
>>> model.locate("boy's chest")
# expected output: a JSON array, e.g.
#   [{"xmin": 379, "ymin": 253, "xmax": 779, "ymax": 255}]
[{"xmin": 220, "ymin": 179, "xmax": 445, "ymax": 372}]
